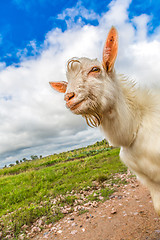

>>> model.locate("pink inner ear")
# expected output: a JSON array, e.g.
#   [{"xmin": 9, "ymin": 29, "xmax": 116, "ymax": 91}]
[
  {"xmin": 103, "ymin": 27, "xmax": 118, "ymax": 71},
  {"xmin": 49, "ymin": 81, "xmax": 67, "ymax": 93}
]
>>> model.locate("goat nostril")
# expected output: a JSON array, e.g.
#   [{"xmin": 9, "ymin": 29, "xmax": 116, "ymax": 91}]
[{"xmin": 65, "ymin": 92, "xmax": 75, "ymax": 101}]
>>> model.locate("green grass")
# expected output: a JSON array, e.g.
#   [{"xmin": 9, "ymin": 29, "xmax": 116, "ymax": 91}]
[{"xmin": 0, "ymin": 140, "xmax": 127, "ymax": 239}]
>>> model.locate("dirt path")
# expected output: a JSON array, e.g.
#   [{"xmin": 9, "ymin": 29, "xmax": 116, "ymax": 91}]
[{"xmin": 32, "ymin": 178, "xmax": 160, "ymax": 240}]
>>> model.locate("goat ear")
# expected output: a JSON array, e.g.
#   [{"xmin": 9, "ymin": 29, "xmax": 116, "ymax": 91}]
[
  {"xmin": 102, "ymin": 26, "xmax": 118, "ymax": 72},
  {"xmin": 49, "ymin": 81, "xmax": 68, "ymax": 93}
]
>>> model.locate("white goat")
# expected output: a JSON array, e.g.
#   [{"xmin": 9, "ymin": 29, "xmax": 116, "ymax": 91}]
[{"xmin": 50, "ymin": 27, "xmax": 160, "ymax": 215}]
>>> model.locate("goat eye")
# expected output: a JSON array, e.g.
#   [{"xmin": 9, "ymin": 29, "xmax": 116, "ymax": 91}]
[{"xmin": 90, "ymin": 67, "xmax": 100, "ymax": 73}]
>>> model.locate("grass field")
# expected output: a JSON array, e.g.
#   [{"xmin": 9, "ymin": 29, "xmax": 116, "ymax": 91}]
[{"xmin": 0, "ymin": 140, "xmax": 127, "ymax": 239}]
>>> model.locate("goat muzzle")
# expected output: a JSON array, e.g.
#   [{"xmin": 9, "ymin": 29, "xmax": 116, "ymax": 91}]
[
  {"xmin": 64, "ymin": 92, "xmax": 75, "ymax": 102},
  {"xmin": 64, "ymin": 92, "xmax": 76, "ymax": 109}
]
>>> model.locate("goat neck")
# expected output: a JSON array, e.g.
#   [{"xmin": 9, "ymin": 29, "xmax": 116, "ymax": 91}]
[{"xmin": 100, "ymin": 76, "xmax": 142, "ymax": 147}]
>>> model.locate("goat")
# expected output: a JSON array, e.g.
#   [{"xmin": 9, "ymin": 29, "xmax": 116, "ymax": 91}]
[{"xmin": 50, "ymin": 27, "xmax": 160, "ymax": 215}]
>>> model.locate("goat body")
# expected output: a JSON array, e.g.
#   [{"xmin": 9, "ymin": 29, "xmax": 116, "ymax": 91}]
[
  {"xmin": 50, "ymin": 27, "xmax": 160, "ymax": 215},
  {"xmin": 103, "ymin": 77, "xmax": 160, "ymax": 214}
]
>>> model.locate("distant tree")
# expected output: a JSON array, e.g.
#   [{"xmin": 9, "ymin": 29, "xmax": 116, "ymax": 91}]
[
  {"xmin": 40, "ymin": 155, "xmax": 42, "ymax": 159},
  {"xmin": 96, "ymin": 141, "xmax": 100, "ymax": 146},
  {"xmin": 20, "ymin": 160, "xmax": 23, "ymax": 163},
  {"xmin": 9, "ymin": 164, "xmax": 14, "ymax": 167},
  {"xmin": 31, "ymin": 155, "xmax": 38, "ymax": 160},
  {"xmin": 102, "ymin": 139, "xmax": 107, "ymax": 144},
  {"xmin": 23, "ymin": 158, "xmax": 27, "ymax": 162},
  {"xmin": 3, "ymin": 165, "xmax": 7, "ymax": 168},
  {"xmin": 16, "ymin": 160, "xmax": 19, "ymax": 165}
]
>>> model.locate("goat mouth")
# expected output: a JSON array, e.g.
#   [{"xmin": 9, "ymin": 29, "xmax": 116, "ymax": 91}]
[{"xmin": 66, "ymin": 99, "xmax": 85, "ymax": 111}]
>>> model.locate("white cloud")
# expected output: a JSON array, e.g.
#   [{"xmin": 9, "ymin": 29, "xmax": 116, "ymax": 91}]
[
  {"xmin": 57, "ymin": 1, "xmax": 100, "ymax": 29},
  {"xmin": 101, "ymin": 0, "xmax": 132, "ymax": 26},
  {"xmin": 132, "ymin": 14, "xmax": 151, "ymax": 42},
  {"xmin": 1, "ymin": 0, "xmax": 160, "ymax": 167},
  {"xmin": 0, "ymin": 62, "xmax": 6, "ymax": 71}
]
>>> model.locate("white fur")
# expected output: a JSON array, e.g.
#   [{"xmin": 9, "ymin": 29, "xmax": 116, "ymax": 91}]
[{"xmin": 65, "ymin": 57, "xmax": 160, "ymax": 215}]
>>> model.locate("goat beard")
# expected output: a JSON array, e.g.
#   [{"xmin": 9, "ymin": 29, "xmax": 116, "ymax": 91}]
[
  {"xmin": 82, "ymin": 105, "xmax": 102, "ymax": 128},
  {"xmin": 78, "ymin": 94, "xmax": 102, "ymax": 128},
  {"xmin": 84, "ymin": 113, "xmax": 102, "ymax": 128}
]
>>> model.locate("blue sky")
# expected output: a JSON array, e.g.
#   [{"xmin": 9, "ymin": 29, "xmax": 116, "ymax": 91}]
[
  {"xmin": 1, "ymin": 0, "xmax": 160, "ymax": 66},
  {"xmin": 0, "ymin": 0, "xmax": 103, "ymax": 65},
  {"xmin": 1, "ymin": 0, "xmax": 160, "ymax": 167}
]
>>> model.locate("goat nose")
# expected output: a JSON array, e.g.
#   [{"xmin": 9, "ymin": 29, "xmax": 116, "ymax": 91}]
[{"xmin": 64, "ymin": 92, "xmax": 75, "ymax": 102}]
